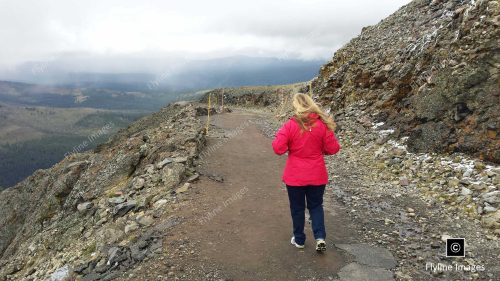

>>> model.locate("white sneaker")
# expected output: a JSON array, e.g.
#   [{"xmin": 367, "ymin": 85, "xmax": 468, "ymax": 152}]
[
  {"xmin": 290, "ymin": 237, "xmax": 304, "ymax": 249},
  {"xmin": 316, "ymin": 239, "xmax": 326, "ymax": 252}
]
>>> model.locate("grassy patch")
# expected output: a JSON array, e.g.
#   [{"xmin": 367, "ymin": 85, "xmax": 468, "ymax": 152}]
[
  {"xmin": 105, "ymin": 175, "xmax": 130, "ymax": 198},
  {"xmin": 82, "ymin": 241, "xmax": 97, "ymax": 257}
]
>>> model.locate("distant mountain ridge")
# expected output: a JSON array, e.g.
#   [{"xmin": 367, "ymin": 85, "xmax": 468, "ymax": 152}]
[
  {"xmin": 0, "ymin": 80, "xmax": 172, "ymax": 110},
  {"xmin": 2, "ymin": 56, "xmax": 324, "ymax": 92}
]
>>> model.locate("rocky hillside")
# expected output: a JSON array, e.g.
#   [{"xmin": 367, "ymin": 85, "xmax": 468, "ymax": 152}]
[
  {"xmin": 0, "ymin": 1, "xmax": 498, "ymax": 280},
  {"xmin": 0, "ymin": 103, "xmax": 206, "ymax": 280},
  {"xmin": 313, "ymin": 0, "xmax": 499, "ymax": 163},
  {"xmin": 201, "ymin": 83, "xmax": 306, "ymax": 110}
]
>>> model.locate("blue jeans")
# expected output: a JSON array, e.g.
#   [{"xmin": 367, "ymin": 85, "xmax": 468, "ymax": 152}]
[{"xmin": 286, "ymin": 185, "xmax": 326, "ymax": 245}]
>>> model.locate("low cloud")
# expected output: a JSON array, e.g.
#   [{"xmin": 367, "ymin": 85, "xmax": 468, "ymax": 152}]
[{"xmin": 0, "ymin": 0, "xmax": 410, "ymax": 71}]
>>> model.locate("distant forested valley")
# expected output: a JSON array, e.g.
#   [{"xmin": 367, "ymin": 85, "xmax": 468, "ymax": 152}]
[
  {"xmin": 0, "ymin": 57, "xmax": 323, "ymax": 189},
  {"xmin": 0, "ymin": 101, "xmax": 146, "ymax": 188},
  {"xmin": 0, "ymin": 135, "xmax": 96, "ymax": 187}
]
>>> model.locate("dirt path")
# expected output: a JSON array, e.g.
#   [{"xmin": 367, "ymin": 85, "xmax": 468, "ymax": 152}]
[{"xmin": 121, "ymin": 109, "xmax": 397, "ymax": 281}]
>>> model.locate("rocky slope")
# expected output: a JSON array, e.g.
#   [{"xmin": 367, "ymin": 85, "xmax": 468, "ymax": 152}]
[
  {"xmin": 313, "ymin": 0, "xmax": 499, "ymax": 163},
  {"xmin": 324, "ymin": 102, "xmax": 499, "ymax": 280},
  {"xmin": 0, "ymin": 103, "xmax": 206, "ymax": 280},
  {"xmin": 0, "ymin": 1, "xmax": 498, "ymax": 280},
  {"xmin": 201, "ymin": 83, "xmax": 306, "ymax": 110},
  {"xmin": 254, "ymin": 101, "xmax": 499, "ymax": 280}
]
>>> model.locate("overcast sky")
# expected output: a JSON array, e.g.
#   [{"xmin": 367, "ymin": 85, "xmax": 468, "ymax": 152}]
[{"xmin": 0, "ymin": 0, "xmax": 410, "ymax": 71}]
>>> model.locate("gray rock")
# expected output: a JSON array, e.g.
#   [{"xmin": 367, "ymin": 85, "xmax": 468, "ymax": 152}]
[
  {"xmin": 156, "ymin": 158, "xmax": 173, "ymax": 169},
  {"xmin": 154, "ymin": 216, "xmax": 181, "ymax": 232},
  {"xmin": 73, "ymin": 260, "xmax": 94, "ymax": 274},
  {"xmin": 462, "ymin": 169, "xmax": 473, "ymax": 178},
  {"xmin": 173, "ymin": 157, "xmax": 188, "ymax": 163},
  {"xmin": 113, "ymin": 201, "xmax": 136, "ymax": 217},
  {"xmin": 132, "ymin": 177, "xmax": 145, "ymax": 190},
  {"xmin": 108, "ymin": 197, "xmax": 125, "ymax": 205},
  {"xmin": 186, "ymin": 173, "xmax": 200, "ymax": 183},
  {"xmin": 399, "ymin": 177, "xmax": 409, "ymax": 186},
  {"xmin": 136, "ymin": 195, "xmax": 153, "ymax": 210},
  {"xmin": 66, "ymin": 160, "xmax": 89, "ymax": 169},
  {"xmin": 125, "ymin": 221, "xmax": 139, "ymax": 234},
  {"xmin": 45, "ymin": 265, "xmax": 70, "ymax": 281},
  {"xmin": 448, "ymin": 178, "xmax": 460, "ymax": 187},
  {"xmin": 153, "ymin": 199, "xmax": 168, "ymax": 209},
  {"xmin": 130, "ymin": 245, "xmax": 147, "ymax": 262},
  {"xmin": 77, "ymin": 202, "xmax": 94, "ymax": 212},
  {"xmin": 337, "ymin": 263, "xmax": 394, "ymax": 281},
  {"xmin": 484, "ymin": 206, "xmax": 497, "ymax": 213},
  {"xmin": 207, "ymin": 174, "xmax": 224, "ymax": 183},
  {"xmin": 493, "ymin": 175, "xmax": 500, "ymax": 185},
  {"xmin": 482, "ymin": 191, "xmax": 500, "ymax": 204},
  {"xmin": 336, "ymin": 244, "xmax": 397, "ymax": 269},
  {"xmin": 83, "ymin": 272, "xmax": 103, "ymax": 281},
  {"xmin": 107, "ymin": 247, "xmax": 127, "ymax": 265},
  {"xmin": 144, "ymin": 164, "xmax": 155, "ymax": 174},
  {"xmin": 161, "ymin": 163, "xmax": 185, "ymax": 187},
  {"xmin": 176, "ymin": 183, "xmax": 190, "ymax": 194},
  {"xmin": 481, "ymin": 211, "xmax": 500, "ymax": 228},
  {"xmin": 461, "ymin": 187, "xmax": 472, "ymax": 196},
  {"xmin": 136, "ymin": 214, "xmax": 154, "ymax": 226},
  {"xmin": 441, "ymin": 234, "xmax": 452, "ymax": 242},
  {"xmin": 139, "ymin": 144, "xmax": 148, "ymax": 156}
]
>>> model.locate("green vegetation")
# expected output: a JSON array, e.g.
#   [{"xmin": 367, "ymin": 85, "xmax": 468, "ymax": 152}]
[
  {"xmin": 0, "ymin": 135, "xmax": 99, "ymax": 187},
  {"xmin": 0, "ymin": 80, "xmax": 178, "ymax": 111},
  {"xmin": 0, "ymin": 82, "xmax": 159, "ymax": 189},
  {"xmin": 75, "ymin": 112, "xmax": 144, "ymax": 128},
  {"xmin": 82, "ymin": 241, "xmax": 97, "ymax": 257},
  {"xmin": 0, "ymin": 107, "xmax": 147, "ymax": 188}
]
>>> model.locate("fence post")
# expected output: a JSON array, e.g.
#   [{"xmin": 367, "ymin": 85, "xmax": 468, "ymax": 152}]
[{"xmin": 206, "ymin": 93, "xmax": 211, "ymax": 134}]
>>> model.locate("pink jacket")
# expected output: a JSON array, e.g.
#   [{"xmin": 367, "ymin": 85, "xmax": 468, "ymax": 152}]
[{"xmin": 272, "ymin": 113, "xmax": 341, "ymax": 186}]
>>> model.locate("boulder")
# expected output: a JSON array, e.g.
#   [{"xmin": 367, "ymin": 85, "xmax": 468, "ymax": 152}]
[
  {"xmin": 77, "ymin": 202, "xmax": 94, "ymax": 212},
  {"xmin": 175, "ymin": 183, "xmax": 190, "ymax": 194},
  {"xmin": 113, "ymin": 201, "xmax": 136, "ymax": 217}
]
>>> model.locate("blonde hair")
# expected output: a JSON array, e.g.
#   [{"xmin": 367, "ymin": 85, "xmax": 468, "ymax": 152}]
[{"xmin": 292, "ymin": 93, "xmax": 336, "ymax": 131}]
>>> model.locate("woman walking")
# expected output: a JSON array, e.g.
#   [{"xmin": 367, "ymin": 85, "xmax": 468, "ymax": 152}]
[{"xmin": 272, "ymin": 93, "xmax": 341, "ymax": 251}]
